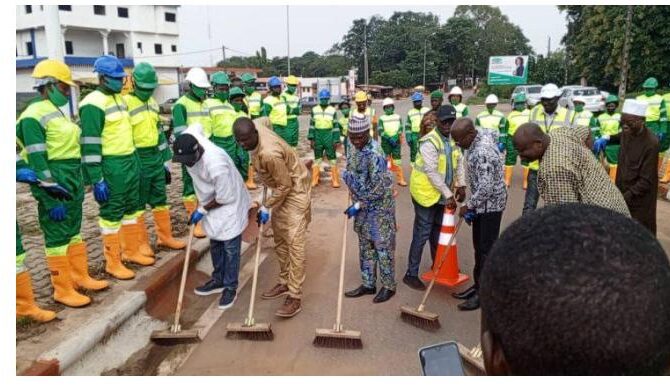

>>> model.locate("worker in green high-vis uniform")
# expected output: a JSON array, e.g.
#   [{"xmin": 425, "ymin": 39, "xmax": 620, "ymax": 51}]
[
  {"xmin": 448, "ymin": 86, "xmax": 469, "ymax": 118},
  {"xmin": 229, "ymin": 87, "xmax": 257, "ymax": 189},
  {"xmin": 379, "ymin": 97, "xmax": 407, "ymax": 186},
  {"xmin": 17, "ymin": 59, "xmax": 109, "ymax": 308},
  {"xmin": 126, "ymin": 62, "xmax": 186, "ymax": 254},
  {"xmin": 206, "ymin": 72, "xmax": 250, "ymax": 181},
  {"xmin": 241, "ymin": 73, "xmax": 264, "ymax": 120},
  {"xmin": 405, "ymin": 92, "xmax": 430, "ymax": 165},
  {"xmin": 595, "ymin": 95, "xmax": 622, "ymax": 182},
  {"xmin": 636, "ymin": 77, "xmax": 668, "ymax": 175},
  {"xmin": 569, "ymin": 96, "xmax": 600, "ymax": 137},
  {"xmin": 335, "ymin": 100, "xmax": 351, "ymax": 156},
  {"xmin": 262, "ymin": 76, "xmax": 290, "ymax": 144},
  {"xmin": 309, "ymin": 89, "xmax": 340, "ymax": 188},
  {"xmin": 171, "ymin": 67, "xmax": 212, "ymax": 239},
  {"xmin": 80, "ymin": 55, "xmax": 150, "ymax": 280},
  {"xmin": 503, "ymin": 93, "xmax": 530, "ymax": 188},
  {"xmin": 281, "ymin": 75, "xmax": 302, "ymax": 148}
]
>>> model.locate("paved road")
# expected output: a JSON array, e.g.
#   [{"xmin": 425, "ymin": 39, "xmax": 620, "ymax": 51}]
[{"xmin": 175, "ymin": 100, "xmax": 670, "ymax": 375}]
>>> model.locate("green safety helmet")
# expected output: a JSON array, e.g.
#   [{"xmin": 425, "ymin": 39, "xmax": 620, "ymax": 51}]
[
  {"xmin": 132, "ymin": 62, "xmax": 158, "ymax": 89},
  {"xmin": 229, "ymin": 86, "xmax": 245, "ymax": 98},
  {"xmin": 210, "ymin": 71, "xmax": 230, "ymax": 86},
  {"xmin": 605, "ymin": 94, "xmax": 619, "ymax": 104},
  {"xmin": 430, "ymin": 90, "xmax": 444, "ymax": 99},
  {"xmin": 643, "ymin": 77, "xmax": 658, "ymax": 89},
  {"xmin": 514, "ymin": 92, "xmax": 527, "ymax": 104},
  {"xmin": 240, "ymin": 73, "xmax": 256, "ymax": 83}
]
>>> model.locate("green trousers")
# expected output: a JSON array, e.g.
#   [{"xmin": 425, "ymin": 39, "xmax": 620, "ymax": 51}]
[
  {"xmin": 406, "ymin": 132, "xmax": 420, "ymax": 163},
  {"xmin": 16, "ymin": 222, "xmax": 26, "ymax": 273},
  {"xmin": 381, "ymin": 134, "xmax": 401, "ymax": 161},
  {"xmin": 505, "ymin": 136, "xmax": 519, "ymax": 166},
  {"xmin": 605, "ymin": 145, "xmax": 620, "ymax": 165},
  {"xmin": 648, "ymin": 121, "xmax": 669, "ymax": 152},
  {"xmin": 137, "ymin": 147, "xmax": 167, "ymax": 209},
  {"xmin": 313, "ymin": 129, "xmax": 337, "ymax": 162},
  {"xmin": 181, "ymin": 165, "xmax": 195, "ymax": 200},
  {"xmin": 31, "ymin": 159, "xmax": 84, "ymax": 249},
  {"xmin": 211, "ymin": 135, "xmax": 249, "ymax": 180},
  {"xmin": 100, "ymin": 154, "xmax": 140, "ymax": 223},
  {"xmin": 284, "ymin": 118, "xmax": 300, "ymax": 147}
]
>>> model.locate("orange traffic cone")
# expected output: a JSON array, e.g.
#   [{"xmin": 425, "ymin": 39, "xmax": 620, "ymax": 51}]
[{"xmin": 420, "ymin": 207, "xmax": 470, "ymax": 287}]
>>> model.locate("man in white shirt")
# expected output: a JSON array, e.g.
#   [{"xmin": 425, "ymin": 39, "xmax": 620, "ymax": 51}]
[{"xmin": 172, "ymin": 124, "xmax": 251, "ymax": 309}]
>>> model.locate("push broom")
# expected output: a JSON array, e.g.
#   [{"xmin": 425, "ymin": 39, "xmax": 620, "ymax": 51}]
[
  {"xmin": 226, "ymin": 187, "xmax": 273, "ymax": 341},
  {"xmin": 313, "ymin": 196, "xmax": 362, "ymax": 349},
  {"xmin": 400, "ymin": 216, "xmax": 464, "ymax": 331},
  {"xmin": 151, "ymin": 224, "xmax": 201, "ymax": 343}
]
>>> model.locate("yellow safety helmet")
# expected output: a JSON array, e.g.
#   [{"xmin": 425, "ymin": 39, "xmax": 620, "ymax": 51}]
[
  {"xmin": 284, "ymin": 75, "xmax": 299, "ymax": 85},
  {"xmin": 32, "ymin": 59, "xmax": 76, "ymax": 86},
  {"xmin": 354, "ymin": 91, "xmax": 368, "ymax": 103}
]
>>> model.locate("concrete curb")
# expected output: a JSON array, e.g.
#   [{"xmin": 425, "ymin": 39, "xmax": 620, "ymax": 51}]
[{"xmin": 20, "ymin": 239, "xmax": 212, "ymax": 376}]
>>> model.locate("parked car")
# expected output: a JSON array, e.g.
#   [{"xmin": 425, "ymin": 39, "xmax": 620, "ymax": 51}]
[
  {"xmin": 558, "ymin": 86, "xmax": 605, "ymax": 113},
  {"xmin": 510, "ymin": 84, "xmax": 542, "ymax": 106},
  {"xmin": 300, "ymin": 96, "xmax": 318, "ymax": 114},
  {"xmin": 159, "ymin": 98, "xmax": 178, "ymax": 114}
]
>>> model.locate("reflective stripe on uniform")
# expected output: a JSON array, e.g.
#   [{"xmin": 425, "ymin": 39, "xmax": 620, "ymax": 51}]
[
  {"xmin": 25, "ymin": 143, "xmax": 47, "ymax": 153},
  {"xmin": 39, "ymin": 111, "xmax": 64, "ymax": 127},
  {"xmin": 81, "ymin": 136, "xmax": 102, "ymax": 144},
  {"xmin": 82, "ymin": 155, "xmax": 102, "ymax": 163}
]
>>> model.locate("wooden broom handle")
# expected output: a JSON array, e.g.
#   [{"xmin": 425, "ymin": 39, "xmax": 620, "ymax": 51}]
[
  {"xmin": 247, "ymin": 186, "xmax": 267, "ymax": 322},
  {"xmin": 334, "ymin": 195, "xmax": 351, "ymax": 329},
  {"xmin": 174, "ymin": 224, "xmax": 195, "ymax": 328}
]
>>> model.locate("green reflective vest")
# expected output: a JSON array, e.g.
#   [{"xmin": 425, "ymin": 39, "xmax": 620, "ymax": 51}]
[
  {"xmin": 570, "ymin": 109, "xmax": 593, "ymax": 127},
  {"xmin": 80, "ymin": 90, "xmax": 134, "ymax": 156},
  {"xmin": 264, "ymin": 94, "xmax": 288, "ymax": 127},
  {"xmin": 410, "ymin": 129, "xmax": 460, "ymax": 207},
  {"xmin": 126, "ymin": 94, "xmax": 162, "ymax": 148},
  {"xmin": 175, "ymin": 94, "xmax": 212, "ymax": 138},
  {"xmin": 507, "ymin": 109, "xmax": 529, "ymax": 136},
  {"xmin": 407, "ymin": 107, "xmax": 430, "ymax": 133},
  {"xmin": 379, "ymin": 113, "xmax": 401, "ymax": 137},
  {"xmin": 246, "ymin": 91, "xmax": 263, "ymax": 117},
  {"xmin": 17, "ymin": 99, "xmax": 81, "ymax": 161},
  {"xmin": 476, "ymin": 109, "xmax": 505, "ymax": 131},
  {"xmin": 454, "ymin": 103, "xmax": 468, "ymax": 118},
  {"xmin": 205, "ymin": 98, "xmax": 236, "ymax": 138},
  {"xmin": 338, "ymin": 114, "xmax": 350, "ymax": 136},
  {"xmin": 527, "ymin": 105, "xmax": 572, "ymax": 170},
  {"xmin": 281, "ymin": 91, "xmax": 300, "ymax": 119},
  {"xmin": 598, "ymin": 112, "xmax": 621, "ymax": 136},
  {"xmin": 636, "ymin": 94, "xmax": 663, "ymax": 122},
  {"xmin": 312, "ymin": 105, "xmax": 336, "ymax": 129}
]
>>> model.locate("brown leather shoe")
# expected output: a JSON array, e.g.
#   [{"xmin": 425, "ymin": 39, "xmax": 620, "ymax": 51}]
[
  {"xmin": 275, "ymin": 297, "xmax": 302, "ymax": 318},
  {"xmin": 261, "ymin": 283, "xmax": 289, "ymax": 300}
]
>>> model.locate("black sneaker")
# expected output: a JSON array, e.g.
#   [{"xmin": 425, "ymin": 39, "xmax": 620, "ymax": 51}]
[
  {"xmin": 402, "ymin": 275, "xmax": 426, "ymax": 291},
  {"xmin": 194, "ymin": 279, "xmax": 224, "ymax": 296},
  {"xmin": 218, "ymin": 289, "xmax": 236, "ymax": 310}
]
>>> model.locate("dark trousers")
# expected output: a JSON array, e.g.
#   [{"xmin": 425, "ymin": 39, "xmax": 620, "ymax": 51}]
[
  {"xmin": 406, "ymin": 199, "xmax": 444, "ymax": 277},
  {"xmin": 472, "ymin": 211, "xmax": 503, "ymax": 290},
  {"xmin": 522, "ymin": 169, "xmax": 539, "ymax": 215},
  {"xmin": 210, "ymin": 234, "xmax": 242, "ymax": 291}
]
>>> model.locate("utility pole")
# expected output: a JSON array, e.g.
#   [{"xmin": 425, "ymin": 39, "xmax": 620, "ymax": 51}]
[
  {"xmin": 286, "ymin": 5, "xmax": 291, "ymax": 75},
  {"xmin": 423, "ymin": 39, "xmax": 428, "ymax": 88},
  {"xmin": 547, "ymin": 36, "xmax": 551, "ymax": 57},
  {"xmin": 618, "ymin": 5, "xmax": 633, "ymax": 99},
  {"xmin": 222, "ymin": 45, "xmax": 226, "ymax": 67},
  {"xmin": 363, "ymin": 22, "xmax": 369, "ymax": 89},
  {"xmin": 564, "ymin": 45, "xmax": 569, "ymax": 85}
]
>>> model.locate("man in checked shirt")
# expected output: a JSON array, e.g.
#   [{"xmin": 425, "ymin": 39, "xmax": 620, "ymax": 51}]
[{"xmin": 512, "ymin": 123, "xmax": 630, "ymax": 217}]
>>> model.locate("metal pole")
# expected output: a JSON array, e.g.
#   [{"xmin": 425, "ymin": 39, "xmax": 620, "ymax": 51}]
[
  {"xmin": 618, "ymin": 5, "xmax": 633, "ymax": 99},
  {"xmin": 286, "ymin": 5, "xmax": 291, "ymax": 75},
  {"xmin": 222, "ymin": 45, "xmax": 226, "ymax": 66},
  {"xmin": 363, "ymin": 22, "xmax": 369, "ymax": 88},
  {"xmin": 423, "ymin": 39, "xmax": 427, "ymax": 88}
]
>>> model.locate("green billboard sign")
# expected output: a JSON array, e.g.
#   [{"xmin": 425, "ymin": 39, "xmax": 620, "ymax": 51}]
[{"xmin": 488, "ymin": 55, "xmax": 529, "ymax": 85}]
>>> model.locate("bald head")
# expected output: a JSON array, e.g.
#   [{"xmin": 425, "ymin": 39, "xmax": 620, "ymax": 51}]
[
  {"xmin": 233, "ymin": 117, "xmax": 259, "ymax": 151},
  {"xmin": 451, "ymin": 118, "xmax": 477, "ymax": 149},
  {"xmin": 513, "ymin": 123, "xmax": 549, "ymax": 162}
]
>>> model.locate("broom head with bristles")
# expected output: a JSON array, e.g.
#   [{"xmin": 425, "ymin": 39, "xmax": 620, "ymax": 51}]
[
  {"xmin": 150, "ymin": 328, "xmax": 201, "ymax": 344},
  {"xmin": 226, "ymin": 321, "xmax": 274, "ymax": 341},
  {"xmin": 400, "ymin": 305, "xmax": 441, "ymax": 331},
  {"xmin": 313, "ymin": 327, "xmax": 363, "ymax": 349}
]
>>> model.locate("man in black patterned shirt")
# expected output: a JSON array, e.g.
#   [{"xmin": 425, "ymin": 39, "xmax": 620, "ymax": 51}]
[{"xmin": 450, "ymin": 118, "xmax": 507, "ymax": 311}]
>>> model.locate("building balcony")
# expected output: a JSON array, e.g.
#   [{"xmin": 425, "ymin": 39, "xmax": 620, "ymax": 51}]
[{"xmin": 16, "ymin": 56, "xmax": 134, "ymax": 69}]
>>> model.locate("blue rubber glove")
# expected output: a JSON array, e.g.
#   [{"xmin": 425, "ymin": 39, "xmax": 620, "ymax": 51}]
[
  {"xmin": 40, "ymin": 182, "xmax": 73, "ymax": 201},
  {"xmin": 256, "ymin": 206, "xmax": 270, "ymax": 225},
  {"xmin": 189, "ymin": 209, "xmax": 205, "ymax": 225},
  {"xmin": 93, "ymin": 180, "xmax": 110, "ymax": 203},
  {"xmin": 463, "ymin": 209, "xmax": 476, "ymax": 226},
  {"xmin": 592, "ymin": 137, "xmax": 608, "ymax": 155},
  {"xmin": 344, "ymin": 202, "xmax": 361, "ymax": 219},
  {"xmin": 16, "ymin": 168, "xmax": 39, "ymax": 184},
  {"xmin": 49, "ymin": 204, "xmax": 67, "ymax": 222},
  {"xmin": 497, "ymin": 142, "xmax": 506, "ymax": 152}
]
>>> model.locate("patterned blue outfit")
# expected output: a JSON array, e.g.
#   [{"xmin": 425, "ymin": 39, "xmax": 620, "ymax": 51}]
[{"xmin": 342, "ymin": 138, "xmax": 397, "ymax": 290}]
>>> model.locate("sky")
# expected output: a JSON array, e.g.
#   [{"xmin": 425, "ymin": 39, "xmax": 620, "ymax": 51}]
[{"xmin": 178, "ymin": 5, "xmax": 567, "ymax": 67}]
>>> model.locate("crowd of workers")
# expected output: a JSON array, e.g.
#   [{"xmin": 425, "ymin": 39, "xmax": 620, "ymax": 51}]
[{"xmin": 15, "ymin": 54, "xmax": 669, "ymax": 352}]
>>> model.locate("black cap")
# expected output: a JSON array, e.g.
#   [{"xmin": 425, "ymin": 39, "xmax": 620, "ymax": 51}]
[
  {"xmin": 172, "ymin": 134, "xmax": 200, "ymax": 164},
  {"xmin": 437, "ymin": 104, "xmax": 457, "ymax": 121}
]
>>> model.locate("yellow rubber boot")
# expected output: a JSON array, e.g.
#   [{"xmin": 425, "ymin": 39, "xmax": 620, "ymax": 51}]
[
  {"xmin": 184, "ymin": 200, "xmax": 206, "ymax": 238},
  {"xmin": 609, "ymin": 165, "xmax": 618, "ymax": 183},
  {"xmin": 311, "ymin": 165, "xmax": 320, "ymax": 187},
  {"xmin": 245, "ymin": 166, "xmax": 258, "ymax": 190},
  {"xmin": 120, "ymin": 223, "xmax": 155, "ymax": 266},
  {"xmin": 68, "ymin": 242, "xmax": 109, "ymax": 291},
  {"xmin": 16, "ymin": 272, "xmax": 57, "ymax": 322},
  {"xmin": 137, "ymin": 215, "xmax": 155, "ymax": 257},
  {"xmin": 523, "ymin": 167, "xmax": 529, "ymax": 190},
  {"xmin": 331, "ymin": 164, "xmax": 341, "ymax": 188},
  {"xmin": 47, "ymin": 255, "xmax": 91, "ymax": 307},
  {"xmin": 395, "ymin": 165, "xmax": 408, "ymax": 187},
  {"xmin": 154, "ymin": 209, "xmax": 186, "ymax": 250},
  {"xmin": 661, "ymin": 162, "xmax": 670, "ymax": 183},
  {"xmin": 504, "ymin": 166, "xmax": 513, "ymax": 188},
  {"xmin": 103, "ymin": 233, "xmax": 135, "ymax": 280}
]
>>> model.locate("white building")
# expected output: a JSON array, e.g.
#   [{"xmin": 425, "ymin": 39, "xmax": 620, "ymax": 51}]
[{"xmin": 16, "ymin": 5, "xmax": 182, "ymax": 110}]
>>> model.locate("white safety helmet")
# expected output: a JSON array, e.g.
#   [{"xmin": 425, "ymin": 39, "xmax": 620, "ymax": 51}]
[
  {"xmin": 540, "ymin": 83, "xmax": 560, "ymax": 99},
  {"xmin": 382, "ymin": 97, "xmax": 395, "ymax": 107},
  {"xmin": 485, "ymin": 94, "xmax": 499, "ymax": 105},
  {"xmin": 448, "ymin": 86, "xmax": 463, "ymax": 96},
  {"xmin": 185, "ymin": 67, "xmax": 211, "ymax": 88}
]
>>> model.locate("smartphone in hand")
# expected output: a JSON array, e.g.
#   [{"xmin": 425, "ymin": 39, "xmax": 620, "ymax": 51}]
[{"xmin": 419, "ymin": 341, "xmax": 465, "ymax": 376}]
